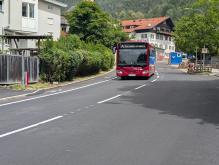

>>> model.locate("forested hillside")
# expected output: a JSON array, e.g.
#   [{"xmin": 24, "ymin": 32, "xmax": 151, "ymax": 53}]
[{"xmin": 60, "ymin": 0, "xmax": 195, "ymax": 20}]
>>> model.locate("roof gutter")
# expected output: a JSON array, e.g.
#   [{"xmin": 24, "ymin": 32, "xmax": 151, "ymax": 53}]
[{"xmin": 42, "ymin": 0, "xmax": 67, "ymax": 8}]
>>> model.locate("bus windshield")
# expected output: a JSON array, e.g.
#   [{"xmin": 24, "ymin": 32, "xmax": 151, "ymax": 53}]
[{"xmin": 118, "ymin": 49, "xmax": 147, "ymax": 67}]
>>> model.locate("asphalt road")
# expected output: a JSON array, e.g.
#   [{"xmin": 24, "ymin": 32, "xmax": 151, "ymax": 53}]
[{"xmin": 0, "ymin": 63, "xmax": 219, "ymax": 165}]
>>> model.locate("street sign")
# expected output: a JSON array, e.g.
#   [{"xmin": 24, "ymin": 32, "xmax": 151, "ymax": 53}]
[{"xmin": 202, "ymin": 48, "xmax": 208, "ymax": 54}]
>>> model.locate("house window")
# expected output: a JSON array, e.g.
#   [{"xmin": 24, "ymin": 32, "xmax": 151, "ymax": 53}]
[
  {"xmin": 160, "ymin": 35, "xmax": 163, "ymax": 40},
  {"xmin": 22, "ymin": 3, "xmax": 28, "ymax": 17},
  {"xmin": 169, "ymin": 37, "xmax": 171, "ymax": 41},
  {"xmin": 29, "ymin": 4, "xmax": 35, "ymax": 18},
  {"xmin": 151, "ymin": 34, "xmax": 154, "ymax": 39},
  {"xmin": 172, "ymin": 46, "xmax": 175, "ymax": 50},
  {"xmin": 165, "ymin": 35, "xmax": 168, "ymax": 40},
  {"xmin": 156, "ymin": 34, "xmax": 159, "ymax": 39},
  {"xmin": 141, "ymin": 34, "xmax": 147, "ymax": 39},
  {"xmin": 48, "ymin": 5, "xmax": 53, "ymax": 10},
  {"xmin": 48, "ymin": 18, "xmax": 54, "ymax": 25},
  {"xmin": 0, "ymin": 0, "xmax": 3, "ymax": 12},
  {"xmin": 169, "ymin": 46, "xmax": 171, "ymax": 50}
]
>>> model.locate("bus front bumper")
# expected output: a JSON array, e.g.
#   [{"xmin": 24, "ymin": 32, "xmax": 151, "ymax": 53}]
[{"xmin": 116, "ymin": 69, "xmax": 150, "ymax": 77}]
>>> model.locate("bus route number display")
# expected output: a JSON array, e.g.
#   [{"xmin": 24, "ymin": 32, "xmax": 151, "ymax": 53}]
[{"xmin": 120, "ymin": 43, "xmax": 146, "ymax": 49}]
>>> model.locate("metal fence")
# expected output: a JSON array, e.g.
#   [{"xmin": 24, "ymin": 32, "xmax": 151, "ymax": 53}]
[{"xmin": 0, "ymin": 54, "xmax": 39, "ymax": 84}]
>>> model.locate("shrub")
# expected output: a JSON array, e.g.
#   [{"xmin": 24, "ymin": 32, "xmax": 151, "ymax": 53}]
[
  {"xmin": 77, "ymin": 50, "xmax": 102, "ymax": 76},
  {"xmin": 40, "ymin": 40, "xmax": 83, "ymax": 82},
  {"xmin": 40, "ymin": 37, "xmax": 114, "ymax": 82},
  {"xmin": 85, "ymin": 43, "xmax": 114, "ymax": 71},
  {"xmin": 55, "ymin": 35, "xmax": 83, "ymax": 51}
]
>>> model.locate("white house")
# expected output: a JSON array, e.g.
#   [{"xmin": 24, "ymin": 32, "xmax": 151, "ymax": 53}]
[
  {"xmin": 0, "ymin": 0, "xmax": 67, "ymax": 51},
  {"xmin": 121, "ymin": 17, "xmax": 176, "ymax": 59}
]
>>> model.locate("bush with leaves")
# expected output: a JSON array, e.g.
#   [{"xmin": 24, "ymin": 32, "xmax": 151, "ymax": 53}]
[
  {"xmin": 77, "ymin": 49, "xmax": 102, "ymax": 76},
  {"xmin": 40, "ymin": 39, "xmax": 83, "ymax": 82},
  {"xmin": 40, "ymin": 35, "xmax": 115, "ymax": 82},
  {"xmin": 85, "ymin": 43, "xmax": 114, "ymax": 71}
]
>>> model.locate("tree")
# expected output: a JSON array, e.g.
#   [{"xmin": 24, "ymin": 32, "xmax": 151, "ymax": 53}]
[
  {"xmin": 65, "ymin": 1, "xmax": 128, "ymax": 48},
  {"xmin": 174, "ymin": 0, "xmax": 219, "ymax": 55}
]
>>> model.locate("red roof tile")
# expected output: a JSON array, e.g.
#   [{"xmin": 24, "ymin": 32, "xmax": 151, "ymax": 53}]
[{"xmin": 121, "ymin": 16, "xmax": 169, "ymax": 33}]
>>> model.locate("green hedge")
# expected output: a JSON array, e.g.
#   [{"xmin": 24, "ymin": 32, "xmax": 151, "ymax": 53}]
[
  {"xmin": 85, "ymin": 43, "xmax": 114, "ymax": 71},
  {"xmin": 40, "ymin": 35, "xmax": 114, "ymax": 82}
]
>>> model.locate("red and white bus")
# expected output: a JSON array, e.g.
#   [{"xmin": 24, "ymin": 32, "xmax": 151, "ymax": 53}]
[{"xmin": 116, "ymin": 41, "xmax": 156, "ymax": 79}]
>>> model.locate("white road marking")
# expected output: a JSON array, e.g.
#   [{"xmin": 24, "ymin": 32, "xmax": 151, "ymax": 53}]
[
  {"xmin": 98, "ymin": 95, "xmax": 121, "ymax": 104},
  {"xmin": 0, "ymin": 79, "xmax": 111, "ymax": 108},
  {"xmin": 152, "ymin": 78, "xmax": 157, "ymax": 82},
  {"xmin": 0, "ymin": 116, "xmax": 63, "ymax": 139},
  {"xmin": 70, "ymin": 112, "xmax": 75, "ymax": 114},
  {"xmin": 0, "ymin": 89, "xmax": 40, "ymax": 101},
  {"xmin": 151, "ymin": 78, "xmax": 158, "ymax": 82},
  {"xmin": 135, "ymin": 84, "xmax": 146, "ymax": 90}
]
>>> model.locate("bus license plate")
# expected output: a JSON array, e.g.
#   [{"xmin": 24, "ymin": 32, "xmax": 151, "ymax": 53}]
[{"xmin": 128, "ymin": 74, "xmax": 136, "ymax": 77}]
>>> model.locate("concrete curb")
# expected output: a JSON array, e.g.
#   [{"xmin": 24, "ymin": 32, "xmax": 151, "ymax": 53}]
[
  {"xmin": 209, "ymin": 74, "xmax": 219, "ymax": 77},
  {"xmin": 170, "ymin": 65, "xmax": 219, "ymax": 77},
  {"xmin": 0, "ymin": 90, "xmax": 40, "ymax": 101},
  {"xmin": 0, "ymin": 68, "xmax": 115, "ymax": 101}
]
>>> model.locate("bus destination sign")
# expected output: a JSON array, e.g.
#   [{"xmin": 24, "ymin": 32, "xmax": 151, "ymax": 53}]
[{"xmin": 120, "ymin": 43, "xmax": 146, "ymax": 49}]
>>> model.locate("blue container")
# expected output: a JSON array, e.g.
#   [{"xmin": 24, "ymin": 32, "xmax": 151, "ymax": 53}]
[{"xmin": 170, "ymin": 52, "xmax": 182, "ymax": 64}]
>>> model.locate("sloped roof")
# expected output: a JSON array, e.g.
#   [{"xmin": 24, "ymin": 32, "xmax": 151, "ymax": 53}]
[{"xmin": 121, "ymin": 16, "xmax": 171, "ymax": 33}]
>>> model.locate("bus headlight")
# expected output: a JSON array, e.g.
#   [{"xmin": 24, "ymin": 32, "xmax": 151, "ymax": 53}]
[
  {"xmin": 142, "ymin": 70, "xmax": 148, "ymax": 74},
  {"xmin": 117, "ymin": 70, "xmax": 123, "ymax": 74}
]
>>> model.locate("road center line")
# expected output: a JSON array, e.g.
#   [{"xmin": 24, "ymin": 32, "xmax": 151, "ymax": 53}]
[
  {"xmin": 0, "ymin": 116, "xmax": 63, "ymax": 139},
  {"xmin": 135, "ymin": 84, "xmax": 146, "ymax": 90},
  {"xmin": 98, "ymin": 95, "xmax": 121, "ymax": 104},
  {"xmin": 0, "ymin": 79, "xmax": 111, "ymax": 108}
]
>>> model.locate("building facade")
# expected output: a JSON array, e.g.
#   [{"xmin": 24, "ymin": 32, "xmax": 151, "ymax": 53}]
[
  {"xmin": 121, "ymin": 17, "xmax": 175, "ymax": 57},
  {"xmin": 0, "ymin": 0, "xmax": 67, "ymax": 51}
]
